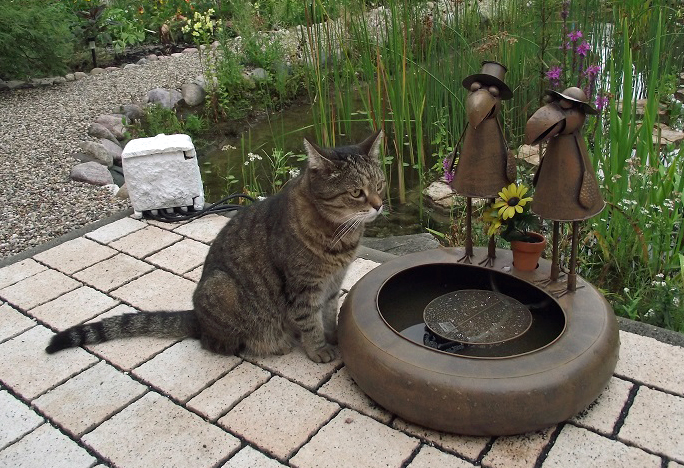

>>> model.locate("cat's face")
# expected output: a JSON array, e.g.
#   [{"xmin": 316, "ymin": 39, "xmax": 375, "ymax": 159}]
[{"xmin": 303, "ymin": 131, "xmax": 386, "ymax": 227}]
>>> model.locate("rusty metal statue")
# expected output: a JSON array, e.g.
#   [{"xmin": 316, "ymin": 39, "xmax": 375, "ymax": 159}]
[
  {"xmin": 524, "ymin": 87, "xmax": 605, "ymax": 294},
  {"xmin": 451, "ymin": 61, "xmax": 516, "ymax": 265}
]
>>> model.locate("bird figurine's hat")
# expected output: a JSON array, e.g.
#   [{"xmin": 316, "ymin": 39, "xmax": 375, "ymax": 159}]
[{"xmin": 462, "ymin": 61, "xmax": 513, "ymax": 100}]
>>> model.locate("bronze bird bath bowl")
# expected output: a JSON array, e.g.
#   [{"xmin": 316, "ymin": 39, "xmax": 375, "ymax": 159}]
[{"xmin": 338, "ymin": 246, "xmax": 619, "ymax": 436}]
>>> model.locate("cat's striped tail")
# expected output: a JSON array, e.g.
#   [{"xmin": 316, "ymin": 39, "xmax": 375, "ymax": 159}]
[{"xmin": 45, "ymin": 310, "xmax": 200, "ymax": 354}]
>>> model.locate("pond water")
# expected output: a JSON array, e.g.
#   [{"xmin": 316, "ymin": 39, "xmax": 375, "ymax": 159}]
[{"xmin": 196, "ymin": 101, "xmax": 455, "ymax": 238}]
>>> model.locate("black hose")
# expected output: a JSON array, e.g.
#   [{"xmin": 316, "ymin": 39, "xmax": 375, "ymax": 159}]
[{"xmin": 145, "ymin": 193, "xmax": 255, "ymax": 223}]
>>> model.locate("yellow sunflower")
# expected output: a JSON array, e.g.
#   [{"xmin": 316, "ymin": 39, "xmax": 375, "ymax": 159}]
[
  {"xmin": 492, "ymin": 183, "xmax": 533, "ymax": 220},
  {"xmin": 482, "ymin": 206, "xmax": 502, "ymax": 236}
]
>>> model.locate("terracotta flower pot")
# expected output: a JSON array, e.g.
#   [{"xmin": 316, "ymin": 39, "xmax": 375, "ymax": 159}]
[{"xmin": 511, "ymin": 232, "xmax": 547, "ymax": 271}]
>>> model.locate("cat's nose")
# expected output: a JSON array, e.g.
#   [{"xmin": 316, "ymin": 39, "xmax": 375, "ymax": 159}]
[{"xmin": 368, "ymin": 193, "xmax": 383, "ymax": 211}]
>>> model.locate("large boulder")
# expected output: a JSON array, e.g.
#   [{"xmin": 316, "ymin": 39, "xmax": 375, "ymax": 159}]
[
  {"xmin": 99, "ymin": 138, "xmax": 123, "ymax": 165},
  {"xmin": 88, "ymin": 123, "xmax": 118, "ymax": 143},
  {"xmin": 71, "ymin": 161, "xmax": 114, "ymax": 186},
  {"xmin": 79, "ymin": 141, "xmax": 113, "ymax": 167},
  {"xmin": 94, "ymin": 114, "xmax": 129, "ymax": 140},
  {"xmin": 147, "ymin": 87, "xmax": 183, "ymax": 109},
  {"xmin": 114, "ymin": 104, "xmax": 145, "ymax": 122},
  {"xmin": 181, "ymin": 82, "xmax": 206, "ymax": 107}
]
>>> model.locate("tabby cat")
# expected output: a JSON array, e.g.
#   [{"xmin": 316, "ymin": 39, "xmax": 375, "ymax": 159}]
[{"xmin": 46, "ymin": 131, "xmax": 385, "ymax": 363}]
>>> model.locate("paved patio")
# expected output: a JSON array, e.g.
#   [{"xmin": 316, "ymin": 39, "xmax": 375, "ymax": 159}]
[{"xmin": 0, "ymin": 212, "xmax": 683, "ymax": 468}]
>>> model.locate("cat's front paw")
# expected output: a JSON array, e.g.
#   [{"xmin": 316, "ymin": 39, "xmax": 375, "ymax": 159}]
[{"xmin": 306, "ymin": 344, "xmax": 337, "ymax": 363}]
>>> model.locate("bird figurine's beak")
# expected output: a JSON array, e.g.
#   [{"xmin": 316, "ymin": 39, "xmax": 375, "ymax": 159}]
[
  {"xmin": 466, "ymin": 89, "xmax": 497, "ymax": 129},
  {"xmin": 524, "ymin": 102, "xmax": 566, "ymax": 145}
]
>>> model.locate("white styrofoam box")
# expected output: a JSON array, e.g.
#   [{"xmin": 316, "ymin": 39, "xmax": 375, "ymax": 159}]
[{"xmin": 122, "ymin": 134, "xmax": 205, "ymax": 218}]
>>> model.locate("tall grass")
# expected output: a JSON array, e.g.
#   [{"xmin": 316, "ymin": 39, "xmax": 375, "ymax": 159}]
[
  {"xmin": 293, "ymin": 0, "xmax": 684, "ymax": 330},
  {"xmin": 582, "ymin": 15, "xmax": 684, "ymax": 331}
]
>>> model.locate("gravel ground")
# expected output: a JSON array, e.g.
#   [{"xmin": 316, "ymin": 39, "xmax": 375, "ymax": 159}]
[{"xmin": 0, "ymin": 53, "xmax": 204, "ymax": 261}]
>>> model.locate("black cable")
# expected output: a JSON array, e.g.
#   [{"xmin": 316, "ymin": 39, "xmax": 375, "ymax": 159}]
[{"xmin": 144, "ymin": 193, "xmax": 255, "ymax": 223}]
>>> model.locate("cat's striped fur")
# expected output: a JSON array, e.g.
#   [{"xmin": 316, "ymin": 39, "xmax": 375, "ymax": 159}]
[{"xmin": 46, "ymin": 131, "xmax": 385, "ymax": 363}]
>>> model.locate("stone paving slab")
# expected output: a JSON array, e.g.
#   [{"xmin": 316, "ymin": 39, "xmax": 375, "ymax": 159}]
[
  {"xmin": 618, "ymin": 386, "xmax": 684, "ymax": 463},
  {"xmin": 187, "ymin": 361, "xmax": 271, "ymax": 421},
  {"xmin": 146, "ymin": 238, "xmax": 210, "ymax": 274},
  {"xmin": 542, "ymin": 424, "xmax": 661, "ymax": 467},
  {"xmin": 615, "ymin": 331, "xmax": 684, "ymax": 396},
  {"xmin": 0, "ymin": 303, "xmax": 36, "ymax": 343},
  {"xmin": 290, "ymin": 408, "xmax": 420, "ymax": 468},
  {"xmin": 83, "ymin": 391, "xmax": 240, "ymax": 468},
  {"xmin": 33, "ymin": 237, "xmax": 117, "ymax": 275},
  {"xmin": 73, "ymin": 253, "xmax": 155, "ymax": 292},
  {"xmin": 146, "ymin": 239, "xmax": 209, "ymax": 275},
  {"xmin": 172, "ymin": 214, "xmax": 230, "ymax": 243},
  {"xmin": 33, "ymin": 361, "xmax": 147, "ymax": 437},
  {"xmin": 0, "ymin": 423, "xmax": 97, "ymax": 468},
  {"xmin": 247, "ymin": 347, "xmax": 341, "ymax": 390},
  {"xmin": 0, "ymin": 326, "xmax": 98, "ymax": 400},
  {"xmin": 133, "ymin": 339, "xmax": 241, "ymax": 402},
  {"xmin": 0, "ymin": 390, "xmax": 44, "ymax": 450},
  {"xmin": 318, "ymin": 367, "xmax": 393, "ymax": 423},
  {"xmin": 1, "ymin": 214, "xmax": 683, "ymax": 467},
  {"xmin": 222, "ymin": 446, "xmax": 287, "ymax": 468},
  {"xmin": 110, "ymin": 269, "xmax": 195, "ymax": 311},
  {"xmin": 85, "ymin": 217, "xmax": 147, "ymax": 244},
  {"xmin": 29, "ymin": 285, "xmax": 118, "ymax": 331},
  {"xmin": 0, "ymin": 268, "xmax": 81, "ymax": 310},
  {"xmin": 0, "ymin": 258, "xmax": 47, "ymax": 290},
  {"xmin": 570, "ymin": 377, "xmax": 634, "ymax": 436},
  {"xmin": 219, "ymin": 376, "xmax": 339, "ymax": 461},
  {"xmin": 109, "ymin": 225, "xmax": 182, "ymax": 258},
  {"xmin": 408, "ymin": 445, "xmax": 477, "ymax": 468},
  {"xmin": 392, "ymin": 418, "xmax": 491, "ymax": 462},
  {"xmin": 481, "ymin": 427, "xmax": 555, "ymax": 468}
]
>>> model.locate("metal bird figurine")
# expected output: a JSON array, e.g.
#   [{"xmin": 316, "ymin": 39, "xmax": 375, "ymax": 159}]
[
  {"xmin": 451, "ymin": 61, "xmax": 516, "ymax": 265},
  {"xmin": 524, "ymin": 87, "xmax": 605, "ymax": 293}
]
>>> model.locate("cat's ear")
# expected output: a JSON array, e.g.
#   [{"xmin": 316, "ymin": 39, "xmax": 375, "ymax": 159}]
[
  {"xmin": 304, "ymin": 137, "xmax": 333, "ymax": 171},
  {"xmin": 358, "ymin": 129, "xmax": 383, "ymax": 160}
]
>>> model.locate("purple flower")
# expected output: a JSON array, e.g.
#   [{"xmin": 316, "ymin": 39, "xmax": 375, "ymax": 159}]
[
  {"xmin": 576, "ymin": 41, "xmax": 591, "ymax": 56},
  {"xmin": 568, "ymin": 30, "xmax": 583, "ymax": 42},
  {"xmin": 545, "ymin": 66, "xmax": 562, "ymax": 80},
  {"xmin": 595, "ymin": 95, "xmax": 609, "ymax": 111},
  {"xmin": 442, "ymin": 157, "xmax": 454, "ymax": 183},
  {"xmin": 584, "ymin": 64, "xmax": 601, "ymax": 77}
]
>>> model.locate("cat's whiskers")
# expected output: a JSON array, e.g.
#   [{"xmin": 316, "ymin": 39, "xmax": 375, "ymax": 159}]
[
  {"xmin": 331, "ymin": 213, "xmax": 360, "ymax": 239},
  {"xmin": 330, "ymin": 212, "xmax": 368, "ymax": 247}
]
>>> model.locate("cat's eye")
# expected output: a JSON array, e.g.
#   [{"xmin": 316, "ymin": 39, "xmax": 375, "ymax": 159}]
[
  {"xmin": 350, "ymin": 189, "xmax": 364, "ymax": 198},
  {"xmin": 376, "ymin": 181, "xmax": 385, "ymax": 191}
]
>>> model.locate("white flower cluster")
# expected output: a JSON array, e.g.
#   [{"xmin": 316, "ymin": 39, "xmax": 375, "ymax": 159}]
[
  {"xmin": 289, "ymin": 168, "xmax": 300, "ymax": 179},
  {"xmin": 244, "ymin": 152, "xmax": 263, "ymax": 165},
  {"xmin": 651, "ymin": 273, "xmax": 666, "ymax": 287}
]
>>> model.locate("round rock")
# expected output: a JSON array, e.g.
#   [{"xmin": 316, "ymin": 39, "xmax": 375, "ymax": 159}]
[
  {"xmin": 71, "ymin": 161, "xmax": 114, "ymax": 186},
  {"xmin": 114, "ymin": 104, "xmax": 145, "ymax": 122},
  {"xmin": 94, "ymin": 114, "xmax": 129, "ymax": 140},
  {"xmin": 147, "ymin": 87, "xmax": 183, "ymax": 109},
  {"xmin": 79, "ymin": 141, "xmax": 113, "ymax": 167},
  {"xmin": 88, "ymin": 123, "xmax": 118, "ymax": 143},
  {"xmin": 99, "ymin": 138, "xmax": 123, "ymax": 164},
  {"xmin": 181, "ymin": 82, "xmax": 206, "ymax": 107}
]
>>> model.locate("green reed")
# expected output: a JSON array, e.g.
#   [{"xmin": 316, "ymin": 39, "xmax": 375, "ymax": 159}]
[{"xmin": 581, "ymin": 14, "xmax": 684, "ymax": 331}]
